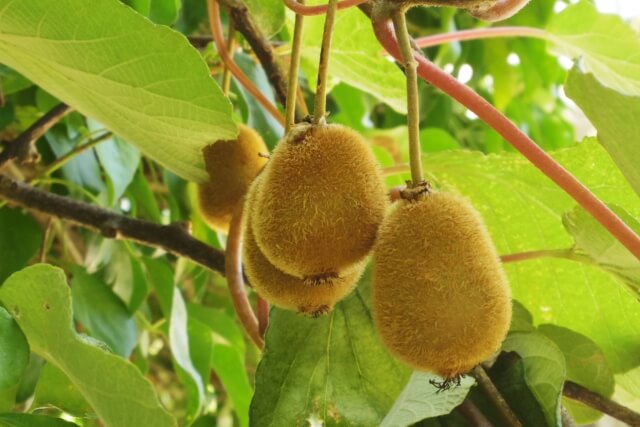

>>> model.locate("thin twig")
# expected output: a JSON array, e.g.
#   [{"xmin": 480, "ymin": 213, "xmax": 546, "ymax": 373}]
[
  {"xmin": 218, "ymin": 0, "xmax": 292, "ymax": 113},
  {"xmin": 414, "ymin": 26, "xmax": 547, "ymax": 49},
  {"xmin": 457, "ymin": 399, "xmax": 493, "ymax": 427},
  {"xmin": 207, "ymin": 0, "xmax": 285, "ymax": 126},
  {"xmin": 563, "ymin": 380, "xmax": 640, "ymax": 426},
  {"xmin": 285, "ymin": 0, "xmax": 306, "ymax": 132},
  {"xmin": 39, "ymin": 218, "xmax": 53, "ymax": 263},
  {"xmin": 372, "ymin": 17, "xmax": 640, "ymax": 260},
  {"xmin": 313, "ymin": 0, "xmax": 339, "ymax": 124},
  {"xmin": 257, "ymin": 296, "xmax": 269, "ymax": 337},
  {"xmin": 500, "ymin": 248, "xmax": 574, "ymax": 264},
  {"xmin": 283, "ymin": 0, "xmax": 367, "ymax": 16},
  {"xmin": 33, "ymin": 132, "xmax": 112, "ymax": 180},
  {"xmin": 0, "ymin": 104, "xmax": 72, "ymax": 169},
  {"xmin": 222, "ymin": 17, "xmax": 236, "ymax": 97},
  {"xmin": 225, "ymin": 197, "xmax": 264, "ymax": 349},
  {"xmin": 471, "ymin": 366, "xmax": 524, "ymax": 427},
  {"xmin": 0, "ymin": 174, "xmax": 226, "ymax": 275},
  {"xmin": 392, "ymin": 10, "xmax": 423, "ymax": 185}
]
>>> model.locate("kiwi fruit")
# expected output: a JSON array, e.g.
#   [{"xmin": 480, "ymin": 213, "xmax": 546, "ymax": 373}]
[
  {"xmin": 373, "ymin": 191, "xmax": 512, "ymax": 379},
  {"xmin": 197, "ymin": 124, "xmax": 268, "ymax": 233},
  {"xmin": 243, "ymin": 177, "xmax": 364, "ymax": 316},
  {"xmin": 251, "ymin": 122, "xmax": 387, "ymax": 280}
]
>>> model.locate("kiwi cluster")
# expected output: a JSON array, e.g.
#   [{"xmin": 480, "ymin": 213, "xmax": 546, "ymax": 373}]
[
  {"xmin": 197, "ymin": 124, "xmax": 268, "ymax": 233},
  {"xmin": 372, "ymin": 189, "xmax": 512, "ymax": 379},
  {"xmin": 242, "ymin": 121, "xmax": 387, "ymax": 316}
]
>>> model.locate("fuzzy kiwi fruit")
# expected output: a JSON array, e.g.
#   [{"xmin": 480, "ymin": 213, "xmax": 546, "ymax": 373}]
[
  {"xmin": 197, "ymin": 124, "xmax": 268, "ymax": 233},
  {"xmin": 373, "ymin": 191, "xmax": 511, "ymax": 379},
  {"xmin": 243, "ymin": 177, "xmax": 364, "ymax": 316},
  {"xmin": 251, "ymin": 122, "xmax": 387, "ymax": 280}
]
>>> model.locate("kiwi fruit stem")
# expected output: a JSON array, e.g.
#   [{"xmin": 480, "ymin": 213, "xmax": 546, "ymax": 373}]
[
  {"xmin": 472, "ymin": 366, "xmax": 524, "ymax": 427},
  {"xmin": 391, "ymin": 10, "xmax": 423, "ymax": 185},
  {"xmin": 312, "ymin": 0, "xmax": 339, "ymax": 125},
  {"xmin": 224, "ymin": 197, "xmax": 264, "ymax": 349},
  {"xmin": 285, "ymin": 0, "xmax": 306, "ymax": 132}
]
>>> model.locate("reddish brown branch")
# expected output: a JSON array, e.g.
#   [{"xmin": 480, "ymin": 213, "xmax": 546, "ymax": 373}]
[
  {"xmin": 414, "ymin": 26, "xmax": 546, "ymax": 49},
  {"xmin": 0, "ymin": 104, "xmax": 72, "ymax": 169},
  {"xmin": 225, "ymin": 198, "xmax": 264, "ymax": 349},
  {"xmin": 207, "ymin": 0, "xmax": 285, "ymax": 126},
  {"xmin": 372, "ymin": 18, "xmax": 640, "ymax": 261},
  {"xmin": 563, "ymin": 381, "xmax": 640, "ymax": 426},
  {"xmin": 284, "ymin": 0, "xmax": 367, "ymax": 16},
  {"xmin": 257, "ymin": 296, "xmax": 270, "ymax": 337},
  {"xmin": 0, "ymin": 174, "xmax": 226, "ymax": 275},
  {"xmin": 457, "ymin": 399, "xmax": 492, "ymax": 427}
]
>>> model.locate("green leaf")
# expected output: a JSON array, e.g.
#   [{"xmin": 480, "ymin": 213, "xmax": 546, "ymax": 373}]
[
  {"xmin": 0, "ymin": 0, "xmax": 236, "ymax": 182},
  {"xmin": 250, "ymin": 277, "xmax": 411, "ymax": 427},
  {"xmin": 0, "ymin": 207, "xmax": 42, "ymax": 284},
  {"xmin": 501, "ymin": 332, "xmax": 566, "ymax": 427},
  {"xmin": 33, "ymin": 363, "xmax": 93, "ymax": 418},
  {"xmin": 0, "ymin": 307, "xmax": 28, "ymax": 411},
  {"xmin": 546, "ymin": 2, "xmax": 640, "ymax": 96},
  {"xmin": 95, "ymin": 135, "xmax": 141, "ymax": 206},
  {"xmin": 0, "ymin": 413, "xmax": 78, "ymax": 427},
  {"xmin": 423, "ymin": 141, "xmax": 640, "ymax": 396},
  {"xmin": 563, "ymin": 204, "xmax": 640, "ymax": 296},
  {"xmin": 245, "ymin": 0, "xmax": 284, "ymax": 38},
  {"xmin": 149, "ymin": 0, "xmax": 182, "ymax": 25},
  {"xmin": 70, "ymin": 267, "xmax": 138, "ymax": 357},
  {"xmin": 381, "ymin": 372, "xmax": 474, "ymax": 427},
  {"xmin": 0, "ymin": 264, "xmax": 177, "ymax": 427},
  {"xmin": 538, "ymin": 324, "xmax": 615, "ymax": 424},
  {"xmin": 565, "ymin": 69, "xmax": 640, "ymax": 198},
  {"xmin": 300, "ymin": 5, "xmax": 406, "ymax": 113}
]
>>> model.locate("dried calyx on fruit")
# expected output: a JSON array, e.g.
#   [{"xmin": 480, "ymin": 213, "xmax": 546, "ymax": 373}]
[
  {"xmin": 373, "ymin": 186, "xmax": 512, "ymax": 379},
  {"xmin": 251, "ymin": 122, "xmax": 387, "ymax": 282},
  {"xmin": 243, "ymin": 176, "xmax": 364, "ymax": 317},
  {"xmin": 197, "ymin": 124, "xmax": 268, "ymax": 233}
]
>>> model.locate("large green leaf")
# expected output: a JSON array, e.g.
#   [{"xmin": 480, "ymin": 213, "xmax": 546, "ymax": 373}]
[
  {"xmin": 423, "ymin": 140, "xmax": 640, "ymax": 396},
  {"xmin": 0, "ymin": 264, "xmax": 176, "ymax": 427},
  {"xmin": 0, "ymin": 307, "xmax": 28, "ymax": 411},
  {"xmin": 0, "ymin": 207, "xmax": 42, "ymax": 284},
  {"xmin": 538, "ymin": 324, "xmax": 614, "ymax": 424},
  {"xmin": 0, "ymin": 414, "xmax": 78, "ymax": 427},
  {"xmin": 381, "ymin": 372, "xmax": 474, "ymax": 427},
  {"xmin": 501, "ymin": 332, "xmax": 566, "ymax": 427},
  {"xmin": 33, "ymin": 363, "xmax": 93, "ymax": 418},
  {"xmin": 565, "ymin": 69, "xmax": 640, "ymax": 198},
  {"xmin": 300, "ymin": 3, "xmax": 406, "ymax": 113},
  {"xmin": 0, "ymin": 0, "xmax": 236, "ymax": 182},
  {"xmin": 250, "ymin": 277, "xmax": 411, "ymax": 427},
  {"xmin": 546, "ymin": 2, "xmax": 640, "ymax": 96}
]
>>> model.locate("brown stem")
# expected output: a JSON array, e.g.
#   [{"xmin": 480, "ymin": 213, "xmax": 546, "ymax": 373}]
[
  {"xmin": 257, "ymin": 296, "xmax": 269, "ymax": 337},
  {"xmin": 313, "ymin": 0, "xmax": 339, "ymax": 124},
  {"xmin": 207, "ymin": 0, "xmax": 285, "ymax": 126},
  {"xmin": 218, "ymin": 0, "xmax": 292, "ymax": 115},
  {"xmin": 222, "ymin": 17, "xmax": 236, "ymax": 97},
  {"xmin": 500, "ymin": 248, "xmax": 574, "ymax": 264},
  {"xmin": 0, "ymin": 104, "xmax": 72, "ymax": 169},
  {"xmin": 472, "ymin": 366, "xmax": 524, "ymax": 427},
  {"xmin": 285, "ymin": 0, "xmax": 306, "ymax": 132},
  {"xmin": 225, "ymin": 198, "xmax": 264, "ymax": 349},
  {"xmin": 372, "ymin": 17, "xmax": 640, "ymax": 261},
  {"xmin": 563, "ymin": 380, "xmax": 640, "ymax": 426},
  {"xmin": 284, "ymin": 0, "xmax": 367, "ymax": 16},
  {"xmin": 457, "ymin": 399, "xmax": 493, "ymax": 427},
  {"xmin": 0, "ymin": 174, "xmax": 226, "ymax": 275},
  {"xmin": 414, "ymin": 26, "xmax": 547, "ymax": 49}
]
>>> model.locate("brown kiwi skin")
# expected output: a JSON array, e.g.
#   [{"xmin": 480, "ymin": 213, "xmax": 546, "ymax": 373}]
[
  {"xmin": 373, "ymin": 192, "xmax": 512, "ymax": 379},
  {"xmin": 243, "ymin": 177, "xmax": 364, "ymax": 316},
  {"xmin": 251, "ymin": 122, "xmax": 387, "ymax": 280},
  {"xmin": 197, "ymin": 124, "xmax": 268, "ymax": 233}
]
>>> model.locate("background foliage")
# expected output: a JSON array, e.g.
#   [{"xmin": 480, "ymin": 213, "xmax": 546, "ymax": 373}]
[{"xmin": 0, "ymin": 0, "xmax": 639, "ymax": 426}]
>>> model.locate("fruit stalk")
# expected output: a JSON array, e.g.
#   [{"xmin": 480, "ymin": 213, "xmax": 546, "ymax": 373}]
[
  {"xmin": 285, "ymin": 0, "xmax": 306, "ymax": 132},
  {"xmin": 372, "ymin": 17, "xmax": 640, "ymax": 261},
  {"xmin": 225, "ymin": 197, "xmax": 264, "ymax": 349},
  {"xmin": 392, "ymin": 10, "xmax": 424, "ymax": 185},
  {"xmin": 313, "ymin": 0, "xmax": 339, "ymax": 124},
  {"xmin": 472, "ymin": 366, "xmax": 524, "ymax": 427}
]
